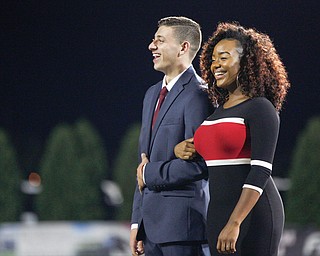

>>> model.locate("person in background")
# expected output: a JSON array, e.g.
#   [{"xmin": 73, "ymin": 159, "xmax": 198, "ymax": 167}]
[
  {"xmin": 175, "ymin": 21, "xmax": 290, "ymax": 255},
  {"xmin": 130, "ymin": 16, "xmax": 213, "ymax": 256}
]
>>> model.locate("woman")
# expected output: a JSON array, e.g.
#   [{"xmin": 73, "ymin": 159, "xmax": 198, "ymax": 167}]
[{"xmin": 175, "ymin": 22, "xmax": 290, "ymax": 255}]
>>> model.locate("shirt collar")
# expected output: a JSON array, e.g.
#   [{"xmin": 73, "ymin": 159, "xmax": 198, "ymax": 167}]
[{"xmin": 161, "ymin": 65, "xmax": 192, "ymax": 91}]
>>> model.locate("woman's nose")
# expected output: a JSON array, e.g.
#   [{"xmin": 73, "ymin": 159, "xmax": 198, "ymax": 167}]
[
  {"xmin": 211, "ymin": 61, "xmax": 220, "ymax": 72},
  {"xmin": 212, "ymin": 59, "xmax": 220, "ymax": 67}
]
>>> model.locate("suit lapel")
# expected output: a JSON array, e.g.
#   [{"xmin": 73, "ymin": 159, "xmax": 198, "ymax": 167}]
[
  {"xmin": 147, "ymin": 83, "xmax": 161, "ymax": 131},
  {"xmin": 149, "ymin": 67, "xmax": 195, "ymax": 152},
  {"xmin": 144, "ymin": 83, "xmax": 161, "ymax": 156}
]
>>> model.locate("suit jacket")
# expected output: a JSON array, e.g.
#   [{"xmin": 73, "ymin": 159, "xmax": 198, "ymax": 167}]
[{"xmin": 131, "ymin": 66, "xmax": 213, "ymax": 244}]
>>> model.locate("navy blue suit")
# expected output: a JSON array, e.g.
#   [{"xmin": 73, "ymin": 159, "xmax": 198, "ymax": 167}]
[{"xmin": 131, "ymin": 66, "xmax": 213, "ymax": 246}]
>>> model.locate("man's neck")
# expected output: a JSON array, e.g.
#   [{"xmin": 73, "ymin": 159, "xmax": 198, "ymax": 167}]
[{"xmin": 165, "ymin": 63, "xmax": 190, "ymax": 84}]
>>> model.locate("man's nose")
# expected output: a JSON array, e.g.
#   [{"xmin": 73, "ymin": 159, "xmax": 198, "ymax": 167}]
[{"xmin": 148, "ymin": 40, "xmax": 156, "ymax": 51}]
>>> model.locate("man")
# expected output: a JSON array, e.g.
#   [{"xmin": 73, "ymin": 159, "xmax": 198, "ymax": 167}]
[{"xmin": 130, "ymin": 16, "xmax": 213, "ymax": 256}]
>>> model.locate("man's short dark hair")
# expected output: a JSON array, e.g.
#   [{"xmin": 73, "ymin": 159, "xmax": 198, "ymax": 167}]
[{"xmin": 158, "ymin": 16, "xmax": 202, "ymax": 60}]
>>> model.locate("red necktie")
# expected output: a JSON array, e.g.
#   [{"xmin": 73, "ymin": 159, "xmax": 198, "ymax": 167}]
[{"xmin": 152, "ymin": 87, "xmax": 168, "ymax": 128}]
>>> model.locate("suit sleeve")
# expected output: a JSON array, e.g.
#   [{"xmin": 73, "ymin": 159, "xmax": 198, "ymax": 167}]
[
  {"xmin": 131, "ymin": 88, "xmax": 153, "ymax": 225},
  {"xmin": 144, "ymin": 89, "xmax": 213, "ymax": 191},
  {"xmin": 131, "ymin": 181, "xmax": 142, "ymax": 224}
]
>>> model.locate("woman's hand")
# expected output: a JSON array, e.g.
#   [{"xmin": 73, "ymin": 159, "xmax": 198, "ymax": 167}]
[
  {"xmin": 216, "ymin": 188, "xmax": 260, "ymax": 254},
  {"xmin": 174, "ymin": 138, "xmax": 197, "ymax": 160},
  {"xmin": 216, "ymin": 220, "xmax": 239, "ymax": 254}
]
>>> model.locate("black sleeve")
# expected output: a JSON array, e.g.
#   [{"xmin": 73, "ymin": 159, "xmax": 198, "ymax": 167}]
[{"xmin": 243, "ymin": 98, "xmax": 280, "ymax": 193}]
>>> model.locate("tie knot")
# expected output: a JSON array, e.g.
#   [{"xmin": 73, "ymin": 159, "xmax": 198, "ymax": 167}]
[{"xmin": 160, "ymin": 87, "xmax": 168, "ymax": 96}]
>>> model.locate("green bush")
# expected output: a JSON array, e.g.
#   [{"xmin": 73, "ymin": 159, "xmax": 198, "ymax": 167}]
[
  {"xmin": 35, "ymin": 120, "xmax": 108, "ymax": 220},
  {"xmin": 0, "ymin": 129, "xmax": 22, "ymax": 222},
  {"xmin": 285, "ymin": 116, "xmax": 320, "ymax": 227},
  {"xmin": 73, "ymin": 119, "xmax": 108, "ymax": 220},
  {"xmin": 113, "ymin": 123, "xmax": 140, "ymax": 221}
]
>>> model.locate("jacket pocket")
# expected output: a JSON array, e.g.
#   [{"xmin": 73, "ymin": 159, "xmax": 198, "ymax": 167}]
[
  {"xmin": 161, "ymin": 117, "xmax": 182, "ymax": 125},
  {"xmin": 160, "ymin": 189, "xmax": 195, "ymax": 198}
]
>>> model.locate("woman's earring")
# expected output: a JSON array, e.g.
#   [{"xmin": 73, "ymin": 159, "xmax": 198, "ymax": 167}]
[{"xmin": 236, "ymin": 72, "xmax": 241, "ymax": 88}]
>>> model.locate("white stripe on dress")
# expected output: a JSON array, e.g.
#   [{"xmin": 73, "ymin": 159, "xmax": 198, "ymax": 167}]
[
  {"xmin": 251, "ymin": 160, "xmax": 272, "ymax": 170},
  {"xmin": 202, "ymin": 117, "xmax": 245, "ymax": 126},
  {"xmin": 206, "ymin": 158, "xmax": 251, "ymax": 166},
  {"xmin": 243, "ymin": 184, "xmax": 263, "ymax": 195}
]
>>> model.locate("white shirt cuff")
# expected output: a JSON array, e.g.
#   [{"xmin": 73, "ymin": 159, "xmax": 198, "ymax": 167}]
[
  {"xmin": 131, "ymin": 223, "xmax": 138, "ymax": 230},
  {"xmin": 142, "ymin": 163, "xmax": 146, "ymax": 184}
]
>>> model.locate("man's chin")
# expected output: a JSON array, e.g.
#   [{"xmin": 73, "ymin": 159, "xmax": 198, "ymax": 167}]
[{"xmin": 153, "ymin": 65, "xmax": 163, "ymax": 72}]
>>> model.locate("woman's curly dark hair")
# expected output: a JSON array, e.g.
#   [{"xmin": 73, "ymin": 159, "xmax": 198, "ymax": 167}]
[{"xmin": 200, "ymin": 22, "xmax": 290, "ymax": 111}]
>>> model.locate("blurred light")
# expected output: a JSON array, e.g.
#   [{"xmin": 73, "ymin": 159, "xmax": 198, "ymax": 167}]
[
  {"xmin": 20, "ymin": 211, "xmax": 38, "ymax": 224},
  {"xmin": 100, "ymin": 180, "xmax": 124, "ymax": 206},
  {"xmin": 21, "ymin": 172, "xmax": 43, "ymax": 195},
  {"xmin": 273, "ymin": 177, "xmax": 291, "ymax": 191},
  {"xmin": 29, "ymin": 172, "xmax": 41, "ymax": 187}
]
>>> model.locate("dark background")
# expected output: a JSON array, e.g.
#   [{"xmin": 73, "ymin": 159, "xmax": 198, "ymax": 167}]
[{"xmin": 1, "ymin": 1, "xmax": 319, "ymax": 178}]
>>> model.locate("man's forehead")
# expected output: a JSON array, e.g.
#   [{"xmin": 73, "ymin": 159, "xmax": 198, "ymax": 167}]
[{"xmin": 156, "ymin": 26, "xmax": 174, "ymax": 35}]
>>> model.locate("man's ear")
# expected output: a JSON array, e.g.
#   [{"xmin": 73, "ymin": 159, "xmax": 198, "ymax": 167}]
[{"xmin": 178, "ymin": 41, "xmax": 190, "ymax": 56}]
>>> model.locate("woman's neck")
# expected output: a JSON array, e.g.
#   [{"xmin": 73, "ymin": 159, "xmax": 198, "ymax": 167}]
[{"xmin": 224, "ymin": 88, "xmax": 250, "ymax": 108}]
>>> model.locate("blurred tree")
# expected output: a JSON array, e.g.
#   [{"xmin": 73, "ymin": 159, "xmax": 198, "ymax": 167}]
[
  {"xmin": 35, "ymin": 124, "xmax": 78, "ymax": 220},
  {"xmin": 285, "ymin": 116, "xmax": 320, "ymax": 227},
  {"xmin": 0, "ymin": 128, "xmax": 22, "ymax": 222},
  {"xmin": 73, "ymin": 119, "xmax": 108, "ymax": 219},
  {"xmin": 35, "ymin": 120, "xmax": 108, "ymax": 220},
  {"xmin": 113, "ymin": 123, "xmax": 140, "ymax": 221}
]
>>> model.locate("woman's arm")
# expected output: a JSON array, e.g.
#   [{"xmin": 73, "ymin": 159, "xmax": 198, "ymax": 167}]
[
  {"xmin": 216, "ymin": 188, "xmax": 260, "ymax": 254},
  {"xmin": 217, "ymin": 98, "xmax": 280, "ymax": 254}
]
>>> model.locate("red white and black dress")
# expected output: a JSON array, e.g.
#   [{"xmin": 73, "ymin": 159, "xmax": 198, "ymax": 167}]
[{"xmin": 194, "ymin": 97, "xmax": 284, "ymax": 256}]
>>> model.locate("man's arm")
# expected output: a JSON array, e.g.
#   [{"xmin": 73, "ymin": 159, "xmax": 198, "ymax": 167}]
[{"xmin": 144, "ymin": 89, "xmax": 212, "ymax": 190}]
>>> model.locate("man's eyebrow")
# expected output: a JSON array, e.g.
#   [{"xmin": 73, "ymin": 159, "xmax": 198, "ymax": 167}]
[{"xmin": 155, "ymin": 35, "xmax": 165, "ymax": 39}]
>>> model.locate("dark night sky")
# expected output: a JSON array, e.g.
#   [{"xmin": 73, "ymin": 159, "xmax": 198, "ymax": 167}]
[{"xmin": 0, "ymin": 1, "xmax": 319, "ymax": 177}]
